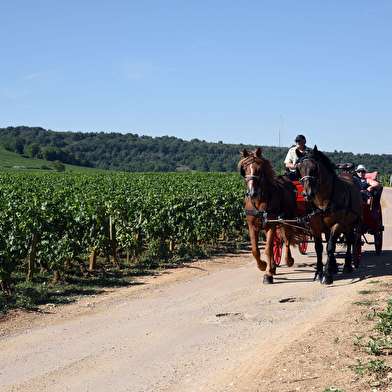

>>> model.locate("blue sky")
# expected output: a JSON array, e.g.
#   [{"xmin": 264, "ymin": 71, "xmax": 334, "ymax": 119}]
[{"xmin": 1, "ymin": 1, "xmax": 391, "ymax": 155}]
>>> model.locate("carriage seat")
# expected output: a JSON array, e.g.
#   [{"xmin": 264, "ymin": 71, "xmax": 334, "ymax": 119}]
[
  {"xmin": 365, "ymin": 171, "xmax": 377, "ymax": 180},
  {"xmin": 334, "ymin": 162, "xmax": 355, "ymax": 173}
]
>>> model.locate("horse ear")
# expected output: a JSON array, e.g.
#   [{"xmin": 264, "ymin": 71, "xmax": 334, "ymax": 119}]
[
  {"xmin": 242, "ymin": 148, "xmax": 249, "ymax": 157},
  {"xmin": 255, "ymin": 147, "xmax": 262, "ymax": 158},
  {"xmin": 312, "ymin": 145, "xmax": 318, "ymax": 154}
]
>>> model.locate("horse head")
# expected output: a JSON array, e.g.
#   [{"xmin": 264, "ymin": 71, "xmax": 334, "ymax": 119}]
[
  {"xmin": 239, "ymin": 148, "xmax": 276, "ymax": 200},
  {"xmin": 239, "ymin": 148, "xmax": 264, "ymax": 200},
  {"xmin": 296, "ymin": 145, "xmax": 320, "ymax": 201}
]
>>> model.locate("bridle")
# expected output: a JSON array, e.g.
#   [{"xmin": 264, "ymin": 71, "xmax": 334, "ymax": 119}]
[
  {"xmin": 240, "ymin": 154, "xmax": 264, "ymax": 198},
  {"xmin": 297, "ymin": 157, "xmax": 333, "ymax": 196},
  {"xmin": 240, "ymin": 153, "xmax": 287, "ymax": 228},
  {"xmin": 297, "ymin": 157, "xmax": 319, "ymax": 186},
  {"xmin": 297, "ymin": 156, "xmax": 353, "ymax": 217}
]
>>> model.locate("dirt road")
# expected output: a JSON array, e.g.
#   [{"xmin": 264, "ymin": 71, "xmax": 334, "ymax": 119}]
[{"xmin": 1, "ymin": 189, "xmax": 391, "ymax": 392}]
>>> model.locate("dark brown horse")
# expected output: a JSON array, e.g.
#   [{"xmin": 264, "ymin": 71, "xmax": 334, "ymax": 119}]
[
  {"xmin": 296, "ymin": 146, "xmax": 363, "ymax": 285},
  {"xmin": 239, "ymin": 148, "xmax": 299, "ymax": 284}
]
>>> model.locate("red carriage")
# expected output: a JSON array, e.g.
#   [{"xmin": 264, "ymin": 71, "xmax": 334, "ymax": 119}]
[
  {"xmin": 240, "ymin": 147, "xmax": 384, "ymax": 285},
  {"xmin": 273, "ymin": 165, "xmax": 384, "ymax": 268}
]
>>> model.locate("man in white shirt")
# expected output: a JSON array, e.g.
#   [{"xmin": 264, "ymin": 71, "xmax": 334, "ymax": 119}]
[{"xmin": 284, "ymin": 134, "xmax": 311, "ymax": 180}]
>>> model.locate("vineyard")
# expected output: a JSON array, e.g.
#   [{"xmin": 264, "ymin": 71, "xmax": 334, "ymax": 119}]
[{"xmin": 0, "ymin": 172, "xmax": 247, "ymax": 300}]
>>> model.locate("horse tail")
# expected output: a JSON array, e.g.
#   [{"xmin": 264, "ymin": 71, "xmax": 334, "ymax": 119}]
[{"xmin": 279, "ymin": 224, "xmax": 300, "ymax": 247}]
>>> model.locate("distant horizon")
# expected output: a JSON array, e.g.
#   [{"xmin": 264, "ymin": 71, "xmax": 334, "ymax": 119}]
[
  {"xmin": 1, "ymin": 124, "xmax": 390, "ymax": 157},
  {"xmin": 2, "ymin": 1, "xmax": 391, "ymax": 156}
]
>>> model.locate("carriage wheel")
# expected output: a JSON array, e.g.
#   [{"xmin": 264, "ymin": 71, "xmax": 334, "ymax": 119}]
[
  {"xmin": 298, "ymin": 233, "xmax": 308, "ymax": 255},
  {"xmin": 375, "ymin": 210, "xmax": 383, "ymax": 255},
  {"xmin": 273, "ymin": 231, "xmax": 283, "ymax": 266},
  {"xmin": 352, "ymin": 223, "xmax": 362, "ymax": 268}
]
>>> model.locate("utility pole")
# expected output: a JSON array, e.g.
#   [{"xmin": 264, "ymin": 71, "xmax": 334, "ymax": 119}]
[{"xmin": 279, "ymin": 116, "xmax": 284, "ymax": 147}]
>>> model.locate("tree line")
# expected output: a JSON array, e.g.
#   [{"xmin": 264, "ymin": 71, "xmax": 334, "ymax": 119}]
[{"xmin": 0, "ymin": 126, "xmax": 391, "ymax": 174}]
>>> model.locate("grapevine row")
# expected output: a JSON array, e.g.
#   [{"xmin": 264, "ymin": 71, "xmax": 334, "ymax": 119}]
[{"xmin": 0, "ymin": 172, "xmax": 246, "ymax": 292}]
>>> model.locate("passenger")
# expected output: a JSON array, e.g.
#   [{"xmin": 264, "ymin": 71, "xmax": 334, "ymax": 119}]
[
  {"xmin": 356, "ymin": 164, "xmax": 381, "ymax": 201},
  {"xmin": 356, "ymin": 164, "xmax": 381, "ymax": 192},
  {"xmin": 284, "ymin": 134, "xmax": 311, "ymax": 181}
]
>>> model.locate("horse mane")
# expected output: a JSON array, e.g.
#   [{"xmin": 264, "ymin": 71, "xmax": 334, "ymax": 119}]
[
  {"xmin": 261, "ymin": 156, "xmax": 276, "ymax": 184},
  {"xmin": 238, "ymin": 149, "xmax": 276, "ymax": 185},
  {"xmin": 309, "ymin": 146, "xmax": 337, "ymax": 176}
]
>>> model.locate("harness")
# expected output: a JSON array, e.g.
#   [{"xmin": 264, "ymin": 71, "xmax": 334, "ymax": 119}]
[
  {"xmin": 241, "ymin": 155, "xmax": 294, "ymax": 229},
  {"xmin": 244, "ymin": 186, "xmax": 282, "ymax": 218},
  {"xmin": 298, "ymin": 157, "xmax": 361, "ymax": 223}
]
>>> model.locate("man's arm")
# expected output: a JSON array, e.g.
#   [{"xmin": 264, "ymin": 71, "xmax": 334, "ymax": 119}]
[
  {"xmin": 367, "ymin": 178, "xmax": 381, "ymax": 191},
  {"xmin": 284, "ymin": 147, "xmax": 296, "ymax": 170}
]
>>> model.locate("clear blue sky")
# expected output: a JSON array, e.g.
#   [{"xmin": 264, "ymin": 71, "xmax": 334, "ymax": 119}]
[{"xmin": 1, "ymin": 1, "xmax": 391, "ymax": 155}]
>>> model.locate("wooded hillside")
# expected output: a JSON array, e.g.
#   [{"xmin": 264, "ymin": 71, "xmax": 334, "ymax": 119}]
[{"xmin": 0, "ymin": 126, "xmax": 391, "ymax": 174}]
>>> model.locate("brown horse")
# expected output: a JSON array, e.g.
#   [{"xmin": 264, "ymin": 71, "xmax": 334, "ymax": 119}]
[
  {"xmin": 239, "ymin": 148, "xmax": 299, "ymax": 284},
  {"xmin": 295, "ymin": 145, "xmax": 363, "ymax": 285}
]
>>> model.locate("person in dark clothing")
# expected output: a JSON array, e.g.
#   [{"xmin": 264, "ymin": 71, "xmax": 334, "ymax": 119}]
[{"xmin": 356, "ymin": 164, "xmax": 381, "ymax": 192}]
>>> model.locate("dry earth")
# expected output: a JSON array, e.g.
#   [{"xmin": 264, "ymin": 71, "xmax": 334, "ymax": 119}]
[{"xmin": 1, "ymin": 189, "xmax": 392, "ymax": 392}]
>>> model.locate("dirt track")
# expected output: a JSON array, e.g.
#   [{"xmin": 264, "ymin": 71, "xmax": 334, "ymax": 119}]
[{"xmin": 1, "ymin": 189, "xmax": 392, "ymax": 392}]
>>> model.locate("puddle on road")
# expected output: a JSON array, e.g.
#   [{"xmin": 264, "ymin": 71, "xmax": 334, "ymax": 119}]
[
  {"xmin": 215, "ymin": 312, "xmax": 249, "ymax": 319},
  {"xmin": 278, "ymin": 297, "xmax": 302, "ymax": 303},
  {"xmin": 205, "ymin": 297, "xmax": 307, "ymax": 326},
  {"xmin": 204, "ymin": 312, "xmax": 252, "ymax": 325}
]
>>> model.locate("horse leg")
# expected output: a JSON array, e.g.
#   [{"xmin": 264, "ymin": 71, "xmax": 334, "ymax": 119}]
[
  {"xmin": 284, "ymin": 245, "xmax": 294, "ymax": 267},
  {"xmin": 263, "ymin": 228, "xmax": 276, "ymax": 284},
  {"xmin": 248, "ymin": 219, "xmax": 267, "ymax": 271},
  {"xmin": 322, "ymin": 228, "xmax": 339, "ymax": 285},
  {"xmin": 322, "ymin": 229, "xmax": 339, "ymax": 273},
  {"xmin": 313, "ymin": 235, "xmax": 324, "ymax": 281},
  {"xmin": 331, "ymin": 254, "xmax": 338, "ymax": 275},
  {"xmin": 343, "ymin": 224, "xmax": 354, "ymax": 274},
  {"xmin": 280, "ymin": 226, "xmax": 295, "ymax": 267}
]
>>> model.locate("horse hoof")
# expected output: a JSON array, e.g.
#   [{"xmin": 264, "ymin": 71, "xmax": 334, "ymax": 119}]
[
  {"xmin": 257, "ymin": 261, "xmax": 267, "ymax": 271},
  {"xmin": 321, "ymin": 276, "xmax": 333, "ymax": 285},
  {"xmin": 285, "ymin": 257, "xmax": 294, "ymax": 267},
  {"xmin": 314, "ymin": 273, "xmax": 322, "ymax": 281},
  {"xmin": 263, "ymin": 276, "xmax": 274, "ymax": 284},
  {"xmin": 343, "ymin": 265, "xmax": 353, "ymax": 274}
]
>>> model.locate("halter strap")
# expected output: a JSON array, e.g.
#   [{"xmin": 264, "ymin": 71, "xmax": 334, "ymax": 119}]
[
  {"xmin": 299, "ymin": 157, "xmax": 361, "ymax": 220},
  {"xmin": 241, "ymin": 154, "xmax": 264, "ymax": 188},
  {"xmin": 241, "ymin": 155, "xmax": 278, "ymax": 229},
  {"xmin": 298, "ymin": 156, "xmax": 334, "ymax": 196}
]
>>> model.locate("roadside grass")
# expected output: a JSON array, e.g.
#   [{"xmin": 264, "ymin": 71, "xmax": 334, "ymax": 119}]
[
  {"xmin": 349, "ymin": 285, "xmax": 392, "ymax": 388},
  {"xmin": 325, "ymin": 282, "xmax": 392, "ymax": 391},
  {"xmin": 0, "ymin": 235, "xmax": 251, "ymax": 313},
  {"xmin": 0, "ymin": 260, "xmax": 139, "ymax": 312}
]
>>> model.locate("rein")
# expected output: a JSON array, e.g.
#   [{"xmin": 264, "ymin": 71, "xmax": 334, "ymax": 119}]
[
  {"xmin": 241, "ymin": 155, "xmax": 285, "ymax": 229},
  {"xmin": 241, "ymin": 154, "xmax": 263, "ymax": 186},
  {"xmin": 298, "ymin": 157, "xmax": 334, "ymax": 196},
  {"xmin": 299, "ymin": 157, "xmax": 360, "ymax": 220}
]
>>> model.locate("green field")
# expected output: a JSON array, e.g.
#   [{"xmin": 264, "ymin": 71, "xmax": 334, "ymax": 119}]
[
  {"xmin": 0, "ymin": 149, "xmax": 108, "ymax": 173},
  {"xmin": 0, "ymin": 171, "xmax": 247, "ymax": 311}
]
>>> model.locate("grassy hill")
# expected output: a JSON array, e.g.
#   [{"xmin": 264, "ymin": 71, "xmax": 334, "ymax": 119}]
[
  {"xmin": 1, "ymin": 126, "xmax": 391, "ymax": 174},
  {"xmin": 0, "ymin": 149, "xmax": 108, "ymax": 173}
]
